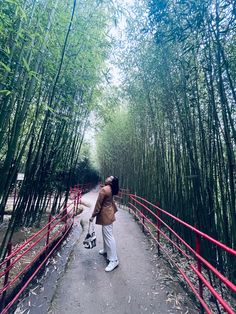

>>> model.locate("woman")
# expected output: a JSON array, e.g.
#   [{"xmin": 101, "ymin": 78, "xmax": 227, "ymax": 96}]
[{"xmin": 90, "ymin": 176, "xmax": 119, "ymax": 272}]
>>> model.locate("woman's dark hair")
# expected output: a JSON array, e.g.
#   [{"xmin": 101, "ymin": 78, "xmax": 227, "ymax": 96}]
[{"xmin": 110, "ymin": 176, "xmax": 119, "ymax": 195}]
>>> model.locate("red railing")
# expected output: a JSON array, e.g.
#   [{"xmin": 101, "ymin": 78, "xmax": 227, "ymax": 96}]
[
  {"xmin": 117, "ymin": 192, "xmax": 236, "ymax": 314},
  {"xmin": 72, "ymin": 183, "xmax": 94, "ymax": 195},
  {"xmin": 0, "ymin": 186, "xmax": 82, "ymax": 314}
]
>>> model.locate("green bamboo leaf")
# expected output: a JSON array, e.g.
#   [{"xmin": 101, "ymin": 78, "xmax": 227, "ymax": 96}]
[
  {"xmin": 5, "ymin": 46, "xmax": 11, "ymax": 55},
  {"xmin": 22, "ymin": 57, "xmax": 31, "ymax": 73},
  {"xmin": 47, "ymin": 106, "xmax": 55, "ymax": 114},
  {"xmin": 0, "ymin": 90, "xmax": 12, "ymax": 96},
  {"xmin": 0, "ymin": 61, "xmax": 11, "ymax": 72},
  {"xmin": 5, "ymin": 0, "xmax": 19, "ymax": 4},
  {"xmin": 16, "ymin": 4, "xmax": 27, "ymax": 20},
  {"xmin": 29, "ymin": 71, "xmax": 39, "ymax": 80},
  {"xmin": 0, "ymin": 47, "xmax": 10, "ymax": 56}
]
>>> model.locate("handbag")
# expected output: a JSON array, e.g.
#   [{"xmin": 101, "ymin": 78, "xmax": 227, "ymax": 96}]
[{"xmin": 83, "ymin": 221, "xmax": 96, "ymax": 249}]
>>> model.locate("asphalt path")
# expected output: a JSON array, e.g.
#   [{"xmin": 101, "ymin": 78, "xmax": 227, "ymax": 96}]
[{"xmin": 47, "ymin": 189, "xmax": 198, "ymax": 314}]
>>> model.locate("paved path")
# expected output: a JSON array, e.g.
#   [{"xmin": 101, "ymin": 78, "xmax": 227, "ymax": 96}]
[{"xmin": 47, "ymin": 190, "xmax": 197, "ymax": 314}]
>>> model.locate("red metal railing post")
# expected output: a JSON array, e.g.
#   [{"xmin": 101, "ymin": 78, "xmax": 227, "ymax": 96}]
[
  {"xmin": 1, "ymin": 242, "xmax": 12, "ymax": 308},
  {"xmin": 46, "ymin": 214, "xmax": 52, "ymax": 248},
  {"xmin": 134, "ymin": 193, "xmax": 137, "ymax": 219},
  {"xmin": 125, "ymin": 189, "xmax": 128, "ymax": 209},
  {"xmin": 64, "ymin": 204, "xmax": 68, "ymax": 229},
  {"xmin": 142, "ymin": 205, "xmax": 145, "ymax": 232},
  {"xmin": 77, "ymin": 189, "xmax": 81, "ymax": 213},
  {"xmin": 74, "ymin": 195, "xmax": 76, "ymax": 217},
  {"xmin": 156, "ymin": 203, "xmax": 161, "ymax": 256},
  {"xmin": 128, "ymin": 194, "xmax": 131, "ymax": 214},
  {"xmin": 195, "ymin": 225, "xmax": 203, "ymax": 302}
]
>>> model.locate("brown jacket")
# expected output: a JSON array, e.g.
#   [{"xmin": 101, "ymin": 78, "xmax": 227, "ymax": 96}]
[{"xmin": 92, "ymin": 185, "xmax": 118, "ymax": 225}]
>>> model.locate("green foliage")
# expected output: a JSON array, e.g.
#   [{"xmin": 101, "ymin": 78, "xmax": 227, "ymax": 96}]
[
  {"xmin": 96, "ymin": 0, "xmax": 236, "ymax": 284},
  {"xmin": 0, "ymin": 61, "xmax": 11, "ymax": 72},
  {"xmin": 0, "ymin": 0, "xmax": 115, "ymax": 257}
]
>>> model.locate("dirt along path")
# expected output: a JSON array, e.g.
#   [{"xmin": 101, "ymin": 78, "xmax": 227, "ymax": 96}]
[{"xmin": 46, "ymin": 189, "xmax": 198, "ymax": 314}]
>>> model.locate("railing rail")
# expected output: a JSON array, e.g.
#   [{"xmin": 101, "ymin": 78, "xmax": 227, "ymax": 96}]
[
  {"xmin": 117, "ymin": 192, "xmax": 236, "ymax": 314},
  {"xmin": 0, "ymin": 185, "xmax": 83, "ymax": 313},
  {"xmin": 130, "ymin": 195, "xmax": 235, "ymax": 255}
]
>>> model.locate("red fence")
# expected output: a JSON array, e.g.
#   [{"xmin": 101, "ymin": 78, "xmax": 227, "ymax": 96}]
[
  {"xmin": 117, "ymin": 191, "xmax": 236, "ymax": 314},
  {"xmin": 71, "ymin": 183, "xmax": 94, "ymax": 195},
  {"xmin": 0, "ymin": 186, "xmax": 82, "ymax": 314}
]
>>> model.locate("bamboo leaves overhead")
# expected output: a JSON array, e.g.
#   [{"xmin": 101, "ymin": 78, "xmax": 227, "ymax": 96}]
[
  {"xmin": 0, "ymin": 0, "xmax": 111, "ymax": 225},
  {"xmin": 96, "ymin": 0, "xmax": 236, "ymax": 282}
]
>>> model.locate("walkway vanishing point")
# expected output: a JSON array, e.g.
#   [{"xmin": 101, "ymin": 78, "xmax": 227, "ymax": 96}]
[{"xmin": 15, "ymin": 188, "xmax": 198, "ymax": 314}]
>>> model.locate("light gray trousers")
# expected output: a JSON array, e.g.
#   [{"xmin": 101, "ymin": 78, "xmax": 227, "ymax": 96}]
[{"xmin": 102, "ymin": 224, "xmax": 118, "ymax": 262}]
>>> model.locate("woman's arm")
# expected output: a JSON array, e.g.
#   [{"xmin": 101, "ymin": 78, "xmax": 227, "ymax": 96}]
[{"xmin": 90, "ymin": 189, "xmax": 106, "ymax": 220}]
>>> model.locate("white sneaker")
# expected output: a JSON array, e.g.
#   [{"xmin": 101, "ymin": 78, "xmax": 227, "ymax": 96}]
[
  {"xmin": 105, "ymin": 260, "xmax": 119, "ymax": 272},
  {"xmin": 99, "ymin": 249, "xmax": 107, "ymax": 255}
]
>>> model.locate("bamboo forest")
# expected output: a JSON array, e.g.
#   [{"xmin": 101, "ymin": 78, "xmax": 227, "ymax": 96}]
[{"xmin": 0, "ymin": 0, "xmax": 235, "ymax": 312}]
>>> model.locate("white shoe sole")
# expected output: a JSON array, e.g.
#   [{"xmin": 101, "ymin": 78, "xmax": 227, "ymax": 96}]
[{"xmin": 105, "ymin": 262, "xmax": 119, "ymax": 272}]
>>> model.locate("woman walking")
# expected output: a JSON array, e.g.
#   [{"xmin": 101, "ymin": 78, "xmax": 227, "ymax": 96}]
[{"xmin": 90, "ymin": 176, "xmax": 119, "ymax": 272}]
